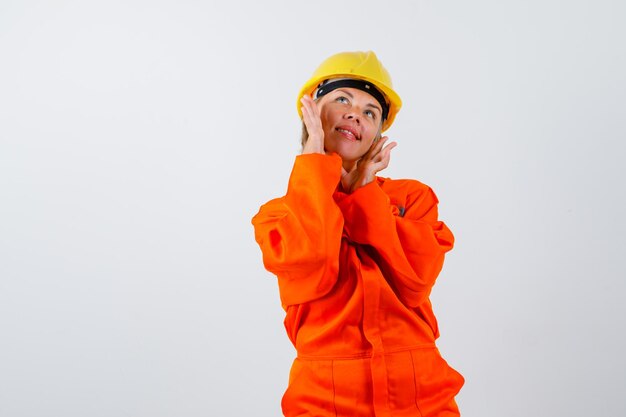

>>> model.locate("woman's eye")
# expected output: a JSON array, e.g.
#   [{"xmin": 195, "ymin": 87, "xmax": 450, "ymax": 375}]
[
  {"xmin": 336, "ymin": 96, "xmax": 349, "ymax": 104},
  {"xmin": 365, "ymin": 110, "xmax": 376, "ymax": 119}
]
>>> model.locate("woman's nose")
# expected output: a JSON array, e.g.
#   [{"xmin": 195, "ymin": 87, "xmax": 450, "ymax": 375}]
[{"xmin": 344, "ymin": 111, "xmax": 360, "ymax": 124}]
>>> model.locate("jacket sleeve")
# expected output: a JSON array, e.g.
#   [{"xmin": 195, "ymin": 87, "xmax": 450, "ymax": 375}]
[
  {"xmin": 334, "ymin": 179, "xmax": 454, "ymax": 307},
  {"xmin": 251, "ymin": 153, "xmax": 344, "ymax": 307}
]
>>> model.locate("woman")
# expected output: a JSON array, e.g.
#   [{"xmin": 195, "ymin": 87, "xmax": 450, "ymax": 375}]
[{"xmin": 252, "ymin": 51, "xmax": 464, "ymax": 417}]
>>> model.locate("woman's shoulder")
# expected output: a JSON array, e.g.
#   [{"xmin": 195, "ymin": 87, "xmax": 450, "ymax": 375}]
[
  {"xmin": 376, "ymin": 176, "xmax": 433, "ymax": 196},
  {"xmin": 375, "ymin": 176, "xmax": 440, "ymax": 210}
]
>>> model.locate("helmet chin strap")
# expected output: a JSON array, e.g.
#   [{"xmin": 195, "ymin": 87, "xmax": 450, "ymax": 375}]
[{"xmin": 314, "ymin": 78, "xmax": 389, "ymax": 122}]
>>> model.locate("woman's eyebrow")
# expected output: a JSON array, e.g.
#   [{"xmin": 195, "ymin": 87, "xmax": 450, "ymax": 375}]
[
  {"xmin": 335, "ymin": 89, "xmax": 354, "ymax": 98},
  {"xmin": 366, "ymin": 102, "xmax": 382, "ymax": 114}
]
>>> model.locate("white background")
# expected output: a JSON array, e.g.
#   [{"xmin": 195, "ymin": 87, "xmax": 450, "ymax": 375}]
[{"xmin": 1, "ymin": 1, "xmax": 625, "ymax": 416}]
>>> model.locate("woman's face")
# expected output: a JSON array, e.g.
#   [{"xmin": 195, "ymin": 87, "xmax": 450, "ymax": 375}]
[{"xmin": 317, "ymin": 87, "xmax": 383, "ymax": 164}]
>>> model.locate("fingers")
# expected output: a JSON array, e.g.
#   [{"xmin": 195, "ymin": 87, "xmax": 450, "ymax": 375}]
[
  {"xmin": 301, "ymin": 95, "xmax": 325, "ymax": 154},
  {"xmin": 362, "ymin": 137, "xmax": 382, "ymax": 159},
  {"xmin": 364, "ymin": 136, "xmax": 396, "ymax": 162},
  {"xmin": 300, "ymin": 96, "xmax": 321, "ymax": 131},
  {"xmin": 372, "ymin": 136, "xmax": 389, "ymax": 158},
  {"xmin": 347, "ymin": 136, "xmax": 398, "ymax": 193},
  {"xmin": 380, "ymin": 139, "xmax": 397, "ymax": 159},
  {"xmin": 378, "ymin": 140, "xmax": 397, "ymax": 165},
  {"xmin": 369, "ymin": 137, "xmax": 397, "ymax": 172}
]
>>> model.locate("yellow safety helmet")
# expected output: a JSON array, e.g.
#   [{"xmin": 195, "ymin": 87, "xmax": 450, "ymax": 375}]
[{"xmin": 297, "ymin": 51, "xmax": 402, "ymax": 132}]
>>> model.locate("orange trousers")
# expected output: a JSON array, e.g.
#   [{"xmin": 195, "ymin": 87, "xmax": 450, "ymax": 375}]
[{"xmin": 282, "ymin": 347, "xmax": 463, "ymax": 417}]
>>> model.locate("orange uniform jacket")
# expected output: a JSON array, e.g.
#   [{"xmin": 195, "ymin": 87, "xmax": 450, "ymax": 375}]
[{"xmin": 252, "ymin": 153, "xmax": 464, "ymax": 417}]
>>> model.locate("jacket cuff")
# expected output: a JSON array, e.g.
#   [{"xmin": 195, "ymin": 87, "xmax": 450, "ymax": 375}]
[{"xmin": 286, "ymin": 153, "xmax": 342, "ymax": 203}]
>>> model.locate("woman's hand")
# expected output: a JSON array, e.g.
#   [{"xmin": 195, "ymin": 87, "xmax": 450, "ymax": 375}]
[
  {"xmin": 341, "ymin": 136, "xmax": 397, "ymax": 193},
  {"xmin": 300, "ymin": 95, "xmax": 325, "ymax": 155}
]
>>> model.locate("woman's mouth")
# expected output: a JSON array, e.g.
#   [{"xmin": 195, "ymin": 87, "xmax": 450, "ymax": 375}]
[{"xmin": 336, "ymin": 127, "xmax": 360, "ymax": 141}]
